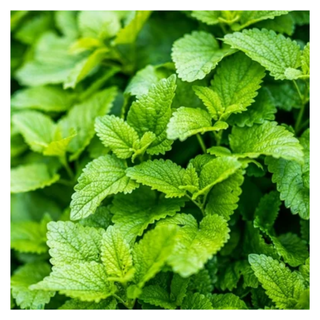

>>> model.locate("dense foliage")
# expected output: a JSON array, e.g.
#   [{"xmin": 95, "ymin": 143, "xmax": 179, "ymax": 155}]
[{"xmin": 10, "ymin": 10, "xmax": 310, "ymax": 310}]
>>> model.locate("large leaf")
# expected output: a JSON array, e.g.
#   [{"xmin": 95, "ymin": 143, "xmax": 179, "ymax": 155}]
[
  {"xmin": 70, "ymin": 155, "xmax": 138, "ymax": 220},
  {"xmin": 127, "ymin": 75, "xmax": 176, "ymax": 155},
  {"xmin": 172, "ymin": 31, "xmax": 234, "ymax": 82},
  {"xmin": 224, "ymin": 28, "xmax": 302, "ymax": 80}
]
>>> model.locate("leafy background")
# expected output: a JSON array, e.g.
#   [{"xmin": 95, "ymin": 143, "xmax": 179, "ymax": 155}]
[{"xmin": 10, "ymin": 10, "xmax": 309, "ymax": 310}]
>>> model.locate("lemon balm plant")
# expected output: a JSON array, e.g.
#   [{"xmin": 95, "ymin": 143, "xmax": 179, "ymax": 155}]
[{"xmin": 10, "ymin": 10, "xmax": 309, "ymax": 310}]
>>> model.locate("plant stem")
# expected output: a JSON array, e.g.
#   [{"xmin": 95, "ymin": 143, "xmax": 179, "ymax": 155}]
[
  {"xmin": 113, "ymin": 294, "xmax": 130, "ymax": 309},
  {"xmin": 186, "ymin": 194, "xmax": 205, "ymax": 215},
  {"xmin": 196, "ymin": 134, "xmax": 207, "ymax": 153},
  {"xmin": 293, "ymin": 80, "xmax": 304, "ymax": 102},
  {"xmin": 295, "ymin": 103, "xmax": 306, "ymax": 133},
  {"xmin": 61, "ymin": 156, "xmax": 74, "ymax": 180},
  {"xmin": 57, "ymin": 179, "xmax": 73, "ymax": 187}
]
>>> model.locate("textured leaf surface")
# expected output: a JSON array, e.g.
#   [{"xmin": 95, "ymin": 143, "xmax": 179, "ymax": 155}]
[
  {"xmin": 228, "ymin": 88, "xmax": 277, "ymax": 127},
  {"xmin": 127, "ymin": 75, "xmax": 176, "ymax": 155},
  {"xmin": 167, "ymin": 107, "xmax": 227, "ymax": 141},
  {"xmin": 70, "ymin": 155, "xmax": 138, "ymax": 220},
  {"xmin": 195, "ymin": 157, "xmax": 242, "ymax": 199},
  {"xmin": 172, "ymin": 31, "xmax": 234, "ymax": 82},
  {"xmin": 47, "ymin": 221, "xmax": 104, "ymax": 266},
  {"xmin": 59, "ymin": 297, "xmax": 117, "ymax": 310},
  {"xmin": 11, "ymin": 262, "xmax": 55, "ymax": 310},
  {"xmin": 101, "ymin": 226, "xmax": 133, "ymax": 281},
  {"xmin": 111, "ymin": 187, "xmax": 184, "ymax": 243},
  {"xmin": 168, "ymin": 215, "xmax": 230, "ymax": 277},
  {"xmin": 31, "ymin": 262, "xmax": 116, "ymax": 302},
  {"xmin": 11, "ymin": 86, "xmax": 73, "ymax": 112},
  {"xmin": 249, "ymin": 254, "xmax": 305, "ymax": 309},
  {"xmin": 270, "ymin": 233, "xmax": 309, "ymax": 267},
  {"xmin": 11, "ymin": 163, "xmax": 60, "ymax": 193},
  {"xmin": 253, "ymin": 191, "xmax": 281, "ymax": 232},
  {"xmin": 170, "ymin": 274, "xmax": 190, "ymax": 306},
  {"xmin": 209, "ymin": 293, "xmax": 248, "ymax": 309},
  {"xmin": 126, "ymin": 159, "xmax": 186, "ymax": 198},
  {"xmin": 205, "ymin": 169, "xmax": 244, "ymax": 220},
  {"xmin": 265, "ymin": 156, "xmax": 309, "ymax": 219},
  {"xmin": 95, "ymin": 115, "xmax": 140, "ymax": 159},
  {"xmin": 181, "ymin": 292, "xmax": 213, "ymax": 310},
  {"xmin": 224, "ymin": 28, "xmax": 301, "ymax": 80},
  {"xmin": 133, "ymin": 225, "xmax": 177, "ymax": 287},
  {"xmin": 139, "ymin": 285, "xmax": 175, "ymax": 309},
  {"xmin": 59, "ymin": 87, "xmax": 117, "ymax": 160},
  {"xmin": 229, "ymin": 122, "xmax": 304, "ymax": 163},
  {"xmin": 210, "ymin": 52, "xmax": 265, "ymax": 119}
]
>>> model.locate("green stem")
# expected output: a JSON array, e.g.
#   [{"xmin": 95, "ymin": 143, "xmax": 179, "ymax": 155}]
[
  {"xmin": 295, "ymin": 103, "xmax": 306, "ymax": 133},
  {"xmin": 196, "ymin": 134, "xmax": 207, "ymax": 153},
  {"xmin": 113, "ymin": 294, "xmax": 130, "ymax": 309},
  {"xmin": 61, "ymin": 156, "xmax": 74, "ymax": 180},
  {"xmin": 219, "ymin": 23, "xmax": 228, "ymax": 34},
  {"xmin": 214, "ymin": 131, "xmax": 222, "ymax": 146},
  {"xmin": 293, "ymin": 80, "xmax": 304, "ymax": 102},
  {"xmin": 186, "ymin": 194, "xmax": 205, "ymax": 215}
]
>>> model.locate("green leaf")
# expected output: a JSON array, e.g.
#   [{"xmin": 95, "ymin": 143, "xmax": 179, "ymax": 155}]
[
  {"xmin": 253, "ymin": 191, "xmax": 281, "ymax": 232},
  {"xmin": 15, "ymin": 12, "xmax": 51, "ymax": 44},
  {"xmin": 301, "ymin": 43, "xmax": 310, "ymax": 76},
  {"xmin": 190, "ymin": 11, "xmax": 222, "ymax": 25},
  {"xmin": 59, "ymin": 87, "xmax": 117, "ymax": 160},
  {"xmin": 223, "ymin": 28, "xmax": 302, "ymax": 80},
  {"xmin": 111, "ymin": 187, "xmax": 184, "ymax": 243},
  {"xmin": 95, "ymin": 115, "xmax": 140, "ymax": 159},
  {"xmin": 205, "ymin": 169, "xmax": 244, "ymax": 220},
  {"xmin": 255, "ymin": 13, "xmax": 295, "ymax": 36},
  {"xmin": 15, "ymin": 32, "xmax": 85, "ymax": 86},
  {"xmin": 59, "ymin": 297, "xmax": 117, "ymax": 310},
  {"xmin": 54, "ymin": 11, "xmax": 79, "ymax": 39},
  {"xmin": 114, "ymin": 11, "xmax": 151, "ymax": 45},
  {"xmin": 228, "ymin": 87, "xmax": 277, "ymax": 127},
  {"xmin": 127, "ymin": 75, "xmax": 176, "ymax": 155},
  {"xmin": 125, "ymin": 64, "xmax": 170, "ymax": 98},
  {"xmin": 172, "ymin": 31, "xmax": 234, "ymax": 82},
  {"xmin": 167, "ymin": 214, "xmax": 230, "ymax": 277},
  {"xmin": 170, "ymin": 274, "xmax": 190, "ymax": 306},
  {"xmin": 11, "ymin": 163, "xmax": 60, "ymax": 193},
  {"xmin": 193, "ymin": 86, "xmax": 223, "ymax": 120},
  {"xmin": 209, "ymin": 293, "xmax": 248, "ymax": 309},
  {"xmin": 12, "ymin": 111, "xmax": 56, "ymax": 153},
  {"xmin": 11, "ymin": 86, "xmax": 74, "ymax": 112},
  {"xmin": 46, "ymin": 221, "xmax": 104, "ymax": 266},
  {"xmin": 270, "ymin": 233, "xmax": 309, "ymax": 267},
  {"xmin": 11, "ymin": 214, "xmax": 51, "ymax": 254},
  {"xmin": 234, "ymin": 11, "xmax": 289, "ymax": 31},
  {"xmin": 79, "ymin": 206, "xmax": 113, "ymax": 229},
  {"xmin": 133, "ymin": 225, "xmax": 178, "ymax": 287},
  {"xmin": 12, "ymin": 110, "xmax": 76, "ymax": 158},
  {"xmin": 265, "ymin": 156, "xmax": 309, "ymax": 219},
  {"xmin": 78, "ymin": 11, "xmax": 120, "ymax": 39},
  {"xmin": 11, "ymin": 262, "xmax": 55, "ymax": 310},
  {"xmin": 167, "ymin": 107, "xmax": 228, "ymax": 141},
  {"xmin": 194, "ymin": 157, "xmax": 242, "ymax": 199},
  {"xmin": 181, "ymin": 292, "xmax": 213, "ymax": 310},
  {"xmin": 64, "ymin": 47, "xmax": 109, "ymax": 89},
  {"xmin": 70, "ymin": 154, "xmax": 138, "ymax": 220},
  {"xmin": 30, "ymin": 262, "xmax": 116, "ymax": 302},
  {"xmin": 139, "ymin": 285, "xmax": 176, "ymax": 309},
  {"xmin": 101, "ymin": 226, "xmax": 133, "ymax": 282},
  {"xmin": 188, "ymin": 268, "xmax": 213, "ymax": 294},
  {"xmin": 209, "ymin": 52, "xmax": 265, "ymax": 119},
  {"xmin": 249, "ymin": 254, "xmax": 305, "ymax": 309},
  {"xmin": 229, "ymin": 121, "xmax": 304, "ymax": 163},
  {"xmin": 126, "ymin": 159, "xmax": 186, "ymax": 198}
]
